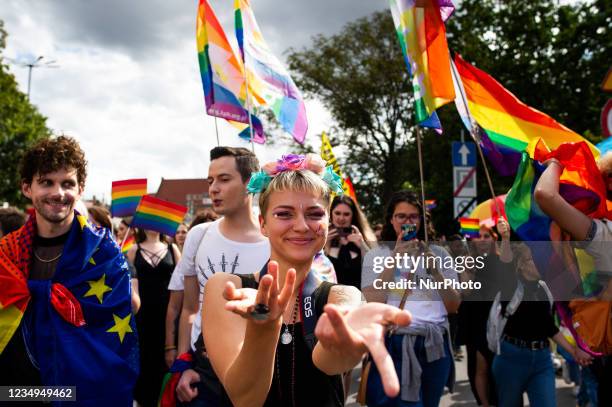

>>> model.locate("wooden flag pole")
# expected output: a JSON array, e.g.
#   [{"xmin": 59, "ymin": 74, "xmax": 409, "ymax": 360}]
[
  {"xmin": 449, "ymin": 55, "xmax": 501, "ymax": 216},
  {"xmin": 243, "ymin": 61, "xmax": 256, "ymax": 153},
  {"xmin": 415, "ymin": 126, "xmax": 429, "ymax": 243},
  {"xmin": 213, "ymin": 117, "xmax": 220, "ymax": 146}
]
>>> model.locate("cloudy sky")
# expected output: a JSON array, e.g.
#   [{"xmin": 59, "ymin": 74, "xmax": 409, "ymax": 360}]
[{"xmin": 2, "ymin": 0, "xmax": 384, "ymax": 201}]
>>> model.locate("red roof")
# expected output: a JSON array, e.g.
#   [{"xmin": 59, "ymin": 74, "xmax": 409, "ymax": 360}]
[{"xmin": 155, "ymin": 178, "xmax": 209, "ymax": 207}]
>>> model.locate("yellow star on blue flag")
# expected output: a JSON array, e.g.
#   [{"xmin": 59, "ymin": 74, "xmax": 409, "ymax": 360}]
[
  {"xmin": 106, "ymin": 313, "xmax": 133, "ymax": 343},
  {"xmin": 84, "ymin": 274, "xmax": 112, "ymax": 303},
  {"xmin": 76, "ymin": 213, "xmax": 89, "ymax": 230}
]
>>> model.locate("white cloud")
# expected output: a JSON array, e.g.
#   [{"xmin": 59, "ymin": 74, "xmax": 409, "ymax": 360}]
[{"xmin": 2, "ymin": 0, "xmax": 384, "ymax": 202}]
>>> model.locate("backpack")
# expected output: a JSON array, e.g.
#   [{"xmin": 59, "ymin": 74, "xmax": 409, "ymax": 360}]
[{"xmin": 487, "ymin": 279, "xmax": 553, "ymax": 354}]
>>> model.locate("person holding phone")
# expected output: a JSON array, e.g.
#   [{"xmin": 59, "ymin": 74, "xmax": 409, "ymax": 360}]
[
  {"xmin": 362, "ymin": 190, "xmax": 461, "ymax": 406},
  {"xmin": 324, "ymin": 195, "xmax": 376, "ymax": 289}
]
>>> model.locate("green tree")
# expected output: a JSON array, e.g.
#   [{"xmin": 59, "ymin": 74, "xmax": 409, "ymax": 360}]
[
  {"xmin": 287, "ymin": 0, "xmax": 609, "ymax": 235},
  {"xmin": 0, "ymin": 20, "xmax": 51, "ymax": 206}
]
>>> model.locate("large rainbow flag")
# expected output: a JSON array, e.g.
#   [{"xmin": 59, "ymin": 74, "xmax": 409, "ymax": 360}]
[
  {"xmin": 234, "ymin": 0, "xmax": 308, "ymax": 143},
  {"xmin": 196, "ymin": 0, "xmax": 265, "ymax": 143},
  {"xmin": 111, "ymin": 179, "xmax": 147, "ymax": 217},
  {"xmin": 131, "ymin": 196, "xmax": 187, "ymax": 237},
  {"xmin": 389, "ymin": 0, "xmax": 455, "ymax": 131},
  {"xmin": 453, "ymin": 54, "xmax": 599, "ymax": 158}
]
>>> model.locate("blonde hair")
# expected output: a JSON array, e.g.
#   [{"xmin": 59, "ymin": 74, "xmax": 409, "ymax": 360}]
[
  {"xmin": 259, "ymin": 170, "xmax": 331, "ymax": 216},
  {"xmin": 597, "ymin": 151, "xmax": 612, "ymax": 175}
]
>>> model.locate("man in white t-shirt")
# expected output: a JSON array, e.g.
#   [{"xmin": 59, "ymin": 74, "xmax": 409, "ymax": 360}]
[{"xmin": 175, "ymin": 147, "xmax": 270, "ymax": 403}]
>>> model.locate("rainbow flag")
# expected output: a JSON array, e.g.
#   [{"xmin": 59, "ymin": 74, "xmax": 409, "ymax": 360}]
[
  {"xmin": 425, "ymin": 199, "xmax": 437, "ymax": 210},
  {"xmin": 234, "ymin": 0, "xmax": 308, "ymax": 143},
  {"xmin": 131, "ymin": 196, "xmax": 187, "ymax": 237},
  {"xmin": 121, "ymin": 235, "xmax": 135, "ymax": 254},
  {"xmin": 505, "ymin": 153, "xmax": 551, "ymax": 241},
  {"xmin": 459, "ymin": 217, "xmax": 479, "ymax": 237},
  {"xmin": 196, "ymin": 0, "xmax": 265, "ymax": 143},
  {"xmin": 453, "ymin": 54, "xmax": 599, "ymax": 158},
  {"xmin": 389, "ymin": 0, "xmax": 456, "ymax": 131},
  {"xmin": 111, "ymin": 179, "xmax": 147, "ymax": 218}
]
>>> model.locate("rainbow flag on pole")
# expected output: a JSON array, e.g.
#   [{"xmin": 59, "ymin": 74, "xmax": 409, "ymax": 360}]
[
  {"xmin": 234, "ymin": 0, "xmax": 308, "ymax": 143},
  {"xmin": 453, "ymin": 53, "xmax": 599, "ymax": 158},
  {"xmin": 459, "ymin": 217, "xmax": 479, "ymax": 237},
  {"xmin": 389, "ymin": 0, "xmax": 456, "ymax": 131},
  {"xmin": 111, "ymin": 179, "xmax": 147, "ymax": 217},
  {"xmin": 196, "ymin": 0, "xmax": 265, "ymax": 143},
  {"xmin": 131, "ymin": 196, "xmax": 187, "ymax": 237},
  {"xmin": 121, "ymin": 235, "xmax": 135, "ymax": 254}
]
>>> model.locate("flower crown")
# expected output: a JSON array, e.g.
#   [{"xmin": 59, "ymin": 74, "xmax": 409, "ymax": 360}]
[{"xmin": 247, "ymin": 154, "xmax": 344, "ymax": 195}]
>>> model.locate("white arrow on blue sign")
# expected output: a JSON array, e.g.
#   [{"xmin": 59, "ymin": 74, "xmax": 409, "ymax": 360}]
[{"xmin": 452, "ymin": 141, "xmax": 476, "ymax": 167}]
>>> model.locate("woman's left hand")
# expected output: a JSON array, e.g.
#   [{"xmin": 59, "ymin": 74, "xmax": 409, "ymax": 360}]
[
  {"xmin": 346, "ymin": 225, "xmax": 366, "ymax": 247},
  {"xmin": 315, "ymin": 303, "xmax": 411, "ymax": 397}
]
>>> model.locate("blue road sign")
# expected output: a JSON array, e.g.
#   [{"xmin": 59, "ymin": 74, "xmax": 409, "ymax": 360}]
[{"xmin": 452, "ymin": 141, "xmax": 476, "ymax": 167}]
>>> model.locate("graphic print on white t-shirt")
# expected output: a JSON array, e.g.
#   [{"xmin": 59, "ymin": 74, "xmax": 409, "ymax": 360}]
[{"xmin": 184, "ymin": 219, "xmax": 270, "ymax": 350}]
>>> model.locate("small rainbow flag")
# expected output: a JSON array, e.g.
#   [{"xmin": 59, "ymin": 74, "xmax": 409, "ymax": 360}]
[
  {"xmin": 131, "ymin": 196, "xmax": 187, "ymax": 237},
  {"xmin": 121, "ymin": 235, "xmax": 135, "ymax": 254},
  {"xmin": 111, "ymin": 179, "xmax": 147, "ymax": 218},
  {"xmin": 459, "ymin": 217, "xmax": 480, "ymax": 237},
  {"xmin": 425, "ymin": 199, "xmax": 437, "ymax": 210}
]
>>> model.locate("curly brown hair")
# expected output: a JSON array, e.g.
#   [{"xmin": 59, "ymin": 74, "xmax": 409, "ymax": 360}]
[{"xmin": 20, "ymin": 136, "xmax": 88, "ymax": 186}]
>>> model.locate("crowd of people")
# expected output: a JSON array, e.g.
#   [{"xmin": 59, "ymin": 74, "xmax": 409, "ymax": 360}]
[{"xmin": 0, "ymin": 135, "xmax": 610, "ymax": 407}]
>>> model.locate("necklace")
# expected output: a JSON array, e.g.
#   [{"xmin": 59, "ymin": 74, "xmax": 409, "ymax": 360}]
[
  {"xmin": 281, "ymin": 296, "xmax": 300, "ymax": 345},
  {"xmin": 276, "ymin": 296, "xmax": 299, "ymax": 406},
  {"xmin": 33, "ymin": 251, "xmax": 62, "ymax": 263}
]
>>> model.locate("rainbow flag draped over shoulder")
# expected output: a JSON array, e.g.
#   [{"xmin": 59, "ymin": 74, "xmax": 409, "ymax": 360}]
[
  {"xmin": 459, "ymin": 217, "xmax": 479, "ymax": 237},
  {"xmin": 389, "ymin": 0, "xmax": 455, "ymax": 131},
  {"xmin": 132, "ymin": 196, "xmax": 187, "ymax": 237},
  {"xmin": 234, "ymin": 0, "xmax": 308, "ymax": 143},
  {"xmin": 111, "ymin": 178, "xmax": 147, "ymax": 217},
  {"xmin": 453, "ymin": 54, "xmax": 599, "ymax": 158},
  {"xmin": 0, "ymin": 212, "xmax": 139, "ymax": 405},
  {"xmin": 196, "ymin": 0, "xmax": 265, "ymax": 143}
]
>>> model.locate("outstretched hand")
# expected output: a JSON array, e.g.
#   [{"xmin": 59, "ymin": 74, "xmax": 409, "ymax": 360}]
[
  {"xmin": 223, "ymin": 261, "xmax": 296, "ymax": 324},
  {"xmin": 315, "ymin": 303, "xmax": 411, "ymax": 397}
]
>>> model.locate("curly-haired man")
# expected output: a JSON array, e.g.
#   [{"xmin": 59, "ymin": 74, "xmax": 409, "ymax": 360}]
[{"xmin": 0, "ymin": 136, "xmax": 138, "ymax": 406}]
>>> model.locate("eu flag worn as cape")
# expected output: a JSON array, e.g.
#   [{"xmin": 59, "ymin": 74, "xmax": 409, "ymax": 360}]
[{"xmin": 0, "ymin": 212, "xmax": 138, "ymax": 406}]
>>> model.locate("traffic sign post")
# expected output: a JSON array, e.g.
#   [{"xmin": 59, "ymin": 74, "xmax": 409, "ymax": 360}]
[{"xmin": 452, "ymin": 141, "xmax": 477, "ymax": 218}]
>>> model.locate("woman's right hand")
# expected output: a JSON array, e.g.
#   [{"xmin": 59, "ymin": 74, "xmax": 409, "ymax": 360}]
[
  {"xmin": 223, "ymin": 261, "xmax": 296, "ymax": 324},
  {"xmin": 393, "ymin": 232, "xmax": 421, "ymax": 257}
]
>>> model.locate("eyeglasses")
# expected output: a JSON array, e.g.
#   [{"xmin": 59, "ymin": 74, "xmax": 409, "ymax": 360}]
[{"xmin": 393, "ymin": 213, "xmax": 421, "ymax": 223}]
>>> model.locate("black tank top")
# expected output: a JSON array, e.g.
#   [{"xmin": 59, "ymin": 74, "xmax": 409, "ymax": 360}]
[
  {"xmin": 133, "ymin": 244, "xmax": 174, "ymax": 335},
  {"xmin": 237, "ymin": 274, "xmax": 344, "ymax": 407}
]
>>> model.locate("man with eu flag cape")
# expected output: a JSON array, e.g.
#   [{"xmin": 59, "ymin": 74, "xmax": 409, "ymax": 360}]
[{"xmin": 0, "ymin": 136, "xmax": 138, "ymax": 406}]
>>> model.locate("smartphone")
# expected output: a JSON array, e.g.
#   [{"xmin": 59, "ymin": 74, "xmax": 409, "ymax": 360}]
[
  {"xmin": 401, "ymin": 224, "xmax": 417, "ymax": 241},
  {"xmin": 337, "ymin": 227, "xmax": 353, "ymax": 237}
]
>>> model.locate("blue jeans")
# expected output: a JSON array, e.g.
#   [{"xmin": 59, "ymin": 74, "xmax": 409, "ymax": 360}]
[
  {"xmin": 492, "ymin": 340, "xmax": 555, "ymax": 407},
  {"xmin": 577, "ymin": 366, "xmax": 598, "ymax": 407},
  {"xmin": 399, "ymin": 334, "xmax": 452, "ymax": 407}
]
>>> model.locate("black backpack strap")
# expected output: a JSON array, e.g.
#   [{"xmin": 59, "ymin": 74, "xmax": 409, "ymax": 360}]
[
  {"xmin": 302, "ymin": 281, "xmax": 336, "ymax": 351},
  {"xmin": 237, "ymin": 274, "xmax": 258, "ymax": 289},
  {"xmin": 314, "ymin": 282, "xmax": 335, "ymax": 318}
]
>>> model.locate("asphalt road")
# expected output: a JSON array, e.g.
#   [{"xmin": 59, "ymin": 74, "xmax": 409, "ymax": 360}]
[{"xmin": 345, "ymin": 347, "xmax": 578, "ymax": 407}]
